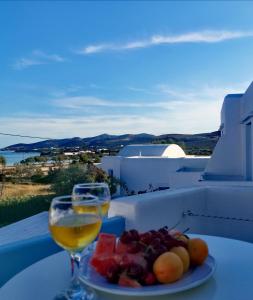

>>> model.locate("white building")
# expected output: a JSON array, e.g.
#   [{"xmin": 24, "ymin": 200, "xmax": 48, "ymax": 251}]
[
  {"xmin": 101, "ymin": 144, "xmax": 209, "ymax": 195},
  {"xmin": 108, "ymin": 81, "xmax": 253, "ymax": 240},
  {"xmin": 203, "ymin": 82, "xmax": 253, "ymax": 182}
]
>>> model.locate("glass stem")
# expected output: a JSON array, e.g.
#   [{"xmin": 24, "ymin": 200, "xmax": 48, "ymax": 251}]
[{"xmin": 70, "ymin": 252, "xmax": 81, "ymax": 281}]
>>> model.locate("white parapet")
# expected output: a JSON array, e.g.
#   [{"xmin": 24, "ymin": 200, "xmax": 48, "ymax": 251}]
[{"xmin": 109, "ymin": 185, "xmax": 253, "ymax": 243}]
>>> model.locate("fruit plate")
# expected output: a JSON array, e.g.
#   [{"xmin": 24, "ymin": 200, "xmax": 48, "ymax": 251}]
[{"xmin": 79, "ymin": 254, "xmax": 216, "ymax": 297}]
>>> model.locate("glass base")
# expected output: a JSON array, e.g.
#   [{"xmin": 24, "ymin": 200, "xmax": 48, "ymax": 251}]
[{"xmin": 53, "ymin": 280, "xmax": 97, "ymax": 300}]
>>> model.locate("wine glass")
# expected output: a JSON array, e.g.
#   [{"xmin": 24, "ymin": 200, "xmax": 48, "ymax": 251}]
[
  {"xmin": 72, "ymin": 183, "xmax": 111, "ymax": 217},
  {"xmin": 49, "ymin": 195, "xmax": 102, "ymax": 300}
]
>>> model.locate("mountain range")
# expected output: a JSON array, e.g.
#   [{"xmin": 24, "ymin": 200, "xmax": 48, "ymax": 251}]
[{"xmin": 2, "ymin": 132, "xmax": 220, "ymax": 152}]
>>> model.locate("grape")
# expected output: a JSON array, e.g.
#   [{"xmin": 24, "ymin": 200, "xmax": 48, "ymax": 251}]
[
  {"xmin": 127, "ymin": 263, "xmax": 144, "ymax": 279},
  {"xmin": 164, "ymin": 238, "xmax": 177, "ymax": 250},
  {"xmin": 144, "ymin": 248, "xmax": 158, "ymax": 268},
  {"xmin": 154, "ymin": 244, "xmax": 167, "ymax": 256},
  {"xmin": 106, "ymin": 263, "xmax": 120, "ymax": 283},
  {"xmin": 158, "ymin": 227, "xmax": 168, "ymax": 235},
  {"xmin": 142, "ymin": 272, "xmax": 157, "ymax": 285},
  {"xmin": 150, "ymin": 238, "xmax": 161, "ymax": 247},
  {"xmin": 120, "ymin": 231, "xmax": 133, "ymax": 244},
  {"xmin": 129, "ymin": 229, "xmax": 140, "ymax": 241},
  {"xmin": 137, "ymin": 241, "xmax": 147, "ymax": 252},
  {"xmin": 149, "ymin": 230, "xmax": 158, "ymax": 238},
  {"xmin": 119, "ymin": 255, "xmax": 131, "ymax": 271},
  {"xmin": 140, "ymin": 232, "xmax": 152, "ymax": 245},
  {"xmin": 175, "ymin": 240, "xmax": 187, "ymax": 249},
  {"xmin": 127, "ymin": 242, "xmax": 141, "ymax": 254}
]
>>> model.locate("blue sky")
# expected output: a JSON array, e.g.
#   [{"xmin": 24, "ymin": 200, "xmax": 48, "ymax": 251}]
[{"xmin": 1, "ymin": 1, "xmax": 253, "ymax": 148}]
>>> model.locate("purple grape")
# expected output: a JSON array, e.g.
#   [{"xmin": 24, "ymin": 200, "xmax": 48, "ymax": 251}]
[
  {"xmin": 118, "ymin": 255, "xmax": 131, "ymax": 271},
  {"xmin": 149, "ymin": 230, "xmax": 158, "ymax": 238},
  {"xmin": 106, "ymin": 264, "xmax": 121, "ymax": 283},
  {"xmin": 158, "ymin": 227, "xmax": 169, "ymax": 235},
  {"xmin": 140, "ymin": 232, "xmax": 152, "ymax": 245},
  {"xmin": 150, "ymin": 238, "xmax": 161, "ymax": 247},
  {"xmin": 175, "ymin": 239, "xmax": 187, "ymax": 249},
  {"xmin": 127, "ymin": 263, "xmax": 144, "ymax": 279},
  {"xmin": 129, "ymin": 229, "xmax": 140, "ymax": 241},
  {"xmin": 120, "ymin": 231, "xmax": 133, "ymax": 244},
  {"xmin": 127, "ymin": 242, "xmax": 141, "ymax": 254},
  {"xmin": 154, "ymin": 244, "xmax": 167, "ymax": 256}
]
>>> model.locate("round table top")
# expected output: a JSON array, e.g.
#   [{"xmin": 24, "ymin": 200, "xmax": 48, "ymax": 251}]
[{"xmin": 1, "ymin": 234, "xmax": 252, "ymax": 300}]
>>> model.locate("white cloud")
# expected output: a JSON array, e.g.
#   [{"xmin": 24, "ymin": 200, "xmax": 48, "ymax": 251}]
[
  {"xmin": 0, "ymin": 100, "xmax": 222, "ymax": 148},
  {"xmin": 53, "ymin": 96, "xmax": 173, "ymax": 110},
  {"xmin": 53, "ymin": 81, "xmax": 250, "ymax": 112},
  {"xmin": 13, "ymin": 50, "xmax": 66, "ymax": 70},
  {"xmin": 32, "ymin": 50, "xmax": 65, "ymax": 62},
  {"xmin": 0, "ymin": 111, "xmax": 212, "ymax": 145},
  {"xmin": 1, "ymin": 81, "xmax": 251, "ymax": 148},
  {"xmin": 78, "ymin": 30, "xmax": 253, "ymax": 54}
]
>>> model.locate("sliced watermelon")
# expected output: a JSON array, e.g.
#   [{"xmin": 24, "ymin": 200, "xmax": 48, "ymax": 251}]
[
  {"xmin": 90, "ymin": 233, "xmax": 117, "ymax": 275},
  {"xmin": 93, "ymin": 256, "xmax": 117, "ymax": 276},
  {"xmin": 93, "ymin": 233, "xmax": 116, "ymax": 256},
  {"xmin": 118, "ymin": 274, "xmax": 142, "ymax": 288}
]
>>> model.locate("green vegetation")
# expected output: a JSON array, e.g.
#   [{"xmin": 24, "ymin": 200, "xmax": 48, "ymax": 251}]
[
  {"xmin": 50, "ymin": 164, "xmax": 108, "ymax": 195},
  {"xmin": 0, "ymin": 195, "xmax": 51, "ymax": 227},
  {"xmin": 0, "ymin": 162, "xmax": 119, "ymax": 227},
  {"xmin": 152, "ymin": 138, "xmax": 213, "ymax": 155},
  {"xmin": 0, "ymin": 155, "xmax": 6, "ymax": 197},
  {"xmin": 0, "ymin": 156, "xmax": 6, "ymax": 166}
]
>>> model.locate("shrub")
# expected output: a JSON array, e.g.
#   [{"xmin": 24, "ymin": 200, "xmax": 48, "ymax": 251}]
[{"xmin": 0, "ymin": 195, "xmax": 52, "ymax": 227}]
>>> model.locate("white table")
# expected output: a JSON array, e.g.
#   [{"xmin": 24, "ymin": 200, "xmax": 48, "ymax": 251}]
[{"xmin": 1, "ymin": 235, "xmax": 252, "ymax": 300}]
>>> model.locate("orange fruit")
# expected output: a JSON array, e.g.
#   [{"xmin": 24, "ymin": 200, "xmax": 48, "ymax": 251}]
[
  {"xmin": 188, "ymin": 238, "xmax": 208, "ymax": 265},
  {"xmin": 153, "ymin": 252, "xmax": 183, "ymax": 283},
  {"xmin": 170, "ymin": 246, "xmax": 190, "ymax": 273}
]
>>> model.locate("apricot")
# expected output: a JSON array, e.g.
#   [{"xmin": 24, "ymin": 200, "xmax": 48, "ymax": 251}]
[
  {"xmin": 188, "ymin": 238, "xmax": 209, "ymax": 265},
  {"xmin": 170, "ymin": 246, "xmax": 190, "ymax": 273},
  {"xmin": 153, "ymin": 252, "xmax": 183, "ymax": 283}
]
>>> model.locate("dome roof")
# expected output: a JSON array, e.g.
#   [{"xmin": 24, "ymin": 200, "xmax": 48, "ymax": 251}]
[{"xmin": 118, "ymin": 144, "xmax": 185, "ymax": 158}]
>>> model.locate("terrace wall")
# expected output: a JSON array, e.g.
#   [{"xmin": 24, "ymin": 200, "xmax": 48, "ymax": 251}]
[{"xmin": 109, "ymin": 185, "xmax": 253, "ymax": 243}]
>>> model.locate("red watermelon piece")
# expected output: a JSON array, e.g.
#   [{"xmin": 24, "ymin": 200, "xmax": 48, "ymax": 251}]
[
  {"xmin": 118, "ymin": 274, "xmax": 142, "ymax": 288},
  {"xmin": 90, "ymin": 233, "xmax": 117, "ymax": 275}
]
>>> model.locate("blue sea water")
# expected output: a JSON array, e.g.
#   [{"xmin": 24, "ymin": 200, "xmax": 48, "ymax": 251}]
[{"xmin": 0, "ymin": 151, "xmax": 40, "ymax": 166}]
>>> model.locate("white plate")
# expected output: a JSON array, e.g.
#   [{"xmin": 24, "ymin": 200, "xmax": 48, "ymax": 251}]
[{"xmin": 79, "ymin": 254, "xmax": 216, "ymax": 297}]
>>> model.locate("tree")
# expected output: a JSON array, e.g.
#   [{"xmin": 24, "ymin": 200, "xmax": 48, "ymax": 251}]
[
  {"xmin": 0, "ymin": 156, "xmax": 6, "ymax": 166},
  {"xmin": 78, "ymin": 153, "xmax": 89, "ymax": 164},
  {"xmin": 50, "ymin": 163, "xmax": 119, "ymax": 196},
  {"xmin": 52, "ymin": 154, "xmax": 66, "ymax": 167},
  {"xmin": 51, "ymin": 164, "xmax": 100, "ymax": 195}
]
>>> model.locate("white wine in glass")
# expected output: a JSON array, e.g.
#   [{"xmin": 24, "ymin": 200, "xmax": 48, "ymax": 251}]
[
  {"xmin": 50, "ymin": 214, "xmax": 101, "ymax": 252},
  {"xmin": 72, "ymin": 183, "xmax": 111, "ymax": 217},
  {"xmin": 49, "ymin": 195, "xmax": 102, "ymax": 300}
]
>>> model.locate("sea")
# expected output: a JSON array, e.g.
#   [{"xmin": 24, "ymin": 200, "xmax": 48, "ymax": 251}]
[{"xmin": 0, "ymin": 151, "xmax": 41, "ymax": 166}]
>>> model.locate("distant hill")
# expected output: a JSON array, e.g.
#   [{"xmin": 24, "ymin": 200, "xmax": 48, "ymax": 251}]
[{"xmin": 2, "ymin": 131, "xmax": 220, "ymax": 153}]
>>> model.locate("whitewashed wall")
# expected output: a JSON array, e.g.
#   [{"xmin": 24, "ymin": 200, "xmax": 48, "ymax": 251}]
[
  {"xmin": 101, "ymin": 156, "xmax": 209, "ymax": 195},
  {"xmin": 204, "ymin": 94, "xmax": 243, "ymax": 180},
  {"xmin": 109, "ymin": 185, "xmax": 253, "ymax": 243}
]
